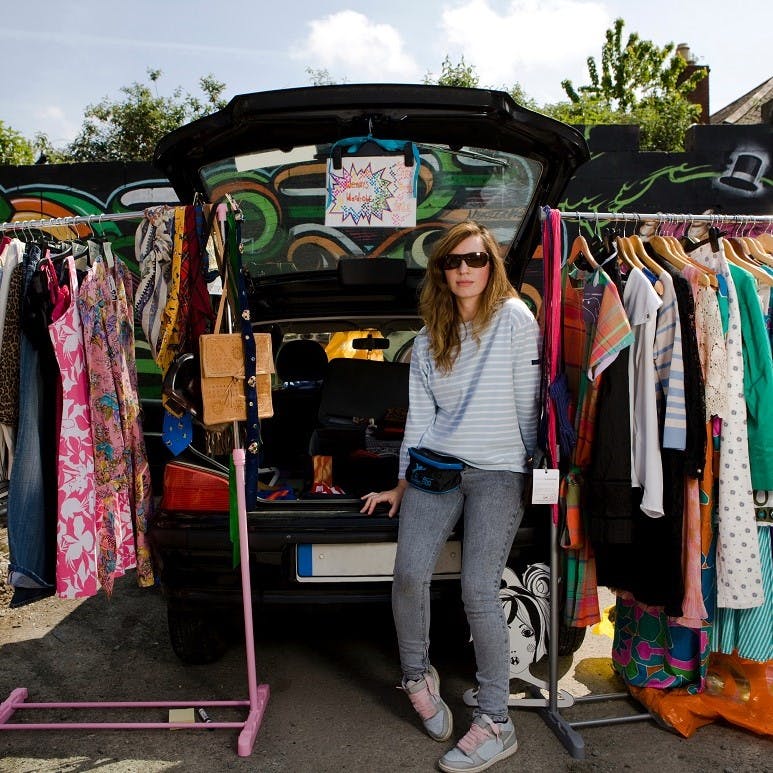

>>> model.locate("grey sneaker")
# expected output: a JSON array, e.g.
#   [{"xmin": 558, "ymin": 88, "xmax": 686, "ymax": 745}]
[
  {"xmin": 438, "ymin": 714, "xmax": 517, "ymax": 773},
  {"xmin": 402, "ymin": 665, "xmax": 453, "ymax": 741}
]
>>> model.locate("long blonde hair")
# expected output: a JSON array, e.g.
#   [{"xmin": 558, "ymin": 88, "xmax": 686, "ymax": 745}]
[{"xmin": 419, "ymin": 220, "xmax": 517, "ymax": 372}]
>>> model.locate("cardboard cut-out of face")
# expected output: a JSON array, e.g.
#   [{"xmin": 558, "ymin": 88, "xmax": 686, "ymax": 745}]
[{"xmin": 500, "ymin": 563, "xmax": 550, "ymax": 677}]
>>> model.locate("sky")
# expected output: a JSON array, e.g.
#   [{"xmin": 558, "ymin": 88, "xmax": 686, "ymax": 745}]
[{"xmin": 1, "ymin": 0, "xmax": 771, "ymax": 147}]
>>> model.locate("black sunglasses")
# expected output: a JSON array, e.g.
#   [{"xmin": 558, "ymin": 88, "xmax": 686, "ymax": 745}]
[{"xmin": 439, "ymin": 251, "xmax": 490, "ymax": 271}]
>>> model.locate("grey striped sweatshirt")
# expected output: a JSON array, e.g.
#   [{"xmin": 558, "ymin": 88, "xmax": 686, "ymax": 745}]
[{"xmin": 399, "ymin": 297, "xmax": 541, "ymax": 478}]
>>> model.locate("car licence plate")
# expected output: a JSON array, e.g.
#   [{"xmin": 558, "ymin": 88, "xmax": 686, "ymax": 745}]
[{"xmin": 296, "ymin": 541, "xmax": 461, "ymax": 582}]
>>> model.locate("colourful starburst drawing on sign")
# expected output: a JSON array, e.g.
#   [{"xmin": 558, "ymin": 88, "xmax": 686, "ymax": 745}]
[{"xmin": 327, "ymin": 162, "xmax": 395, "ymax": 225}]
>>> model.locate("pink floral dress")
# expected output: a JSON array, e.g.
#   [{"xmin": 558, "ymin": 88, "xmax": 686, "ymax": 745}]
[
  {"xmin": 114, "ymin": 255, "xmax": 154, "ymax": 588},
  {"xmin": 78, "ymin": 249, "xmax": 154, "ymax": 594},
  {"xmin": 49, "ymin": 256, "xmax": 98, "ymax": 598}
]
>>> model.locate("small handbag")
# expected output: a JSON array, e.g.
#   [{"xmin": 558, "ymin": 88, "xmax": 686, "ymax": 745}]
[
  {"xmin": 199, "ymin": 281, "xmax": 274, "ymax": 427},
  {"xmin": 406, "ymin": 447, "xmax": 464, "ymax": 494}
]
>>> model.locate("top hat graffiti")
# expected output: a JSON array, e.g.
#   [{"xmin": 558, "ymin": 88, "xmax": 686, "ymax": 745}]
[{"xmin": 717, "ymin": 151, "xmax": 766, "ymax": 194}]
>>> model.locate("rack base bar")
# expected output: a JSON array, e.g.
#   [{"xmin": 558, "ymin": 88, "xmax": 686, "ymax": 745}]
[
  {"xmin": 0, "ymin": 684, "xmax": 270, "ymax": 757},
  {"xmin": 570, "ymin": 713, "xmax": 652, "ymax": 730},
  {"xmin": 566, "ymin": 691, "xmax": 652, "ymax": 730},
  {"xmin": 537, "ymin": 705, "xmax": 586, "ymax": 759},
  {"xmin": 239, "ymin": 694, "xmax": 270, "ymax": 757},
  {"xmin": 572, "ymin": 691, "xmax": 631, "ymax": 704},
  {"xmin": 14, "ymin": 698, "xmax": 252, "ymax": 710}
]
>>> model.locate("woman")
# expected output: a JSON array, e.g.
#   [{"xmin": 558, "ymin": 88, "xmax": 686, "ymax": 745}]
[{"xmin": 361, "ymin": 220, "xmax": 541, "ymax": 772}]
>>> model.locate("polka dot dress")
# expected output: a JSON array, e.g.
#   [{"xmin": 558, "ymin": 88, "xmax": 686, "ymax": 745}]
[{"xmin": 694, "ymin": 243, "xmax": 763, "ymax": 609}]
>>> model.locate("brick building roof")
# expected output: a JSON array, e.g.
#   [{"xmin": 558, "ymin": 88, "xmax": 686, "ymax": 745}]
[{"xmin": 710, "ymin": 76, "xmax": 773, "ymax": 125}]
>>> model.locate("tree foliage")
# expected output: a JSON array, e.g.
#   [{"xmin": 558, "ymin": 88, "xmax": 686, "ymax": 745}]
[
  {"xmin": 64, "ymin": 69, "xmax": 228, "ymax": 162},
  {"xmin": 424, "ymin": 55, "xmax": 480, "ymax": 88},
  {"xmin": 0, "ymin": 24, "xmax": 712, "ymax": 166},
  {"xmin": 543, "ymin": 98, "xmax": 632, "ymax": 129},
  {"xmin": 306, "ymin": 67, "xmax": 338, "ymax": 86},
  {"xmin": 424, "ymin": 56, "xmax": 536, "ymax": 110},
  {"xmin": 563, "ymin": 18, "xmax": 705, "ymax": 110},
  {"xmin": 0, "ymin": 121, "xmax": 35, "ymax": 165},
  {"xmin": 555, "ymin": 18, "xmax": 706, "ymax": 150},
  {"xmin": 507, "ymin": 83, "xmax": 538, "ymax": 111}
]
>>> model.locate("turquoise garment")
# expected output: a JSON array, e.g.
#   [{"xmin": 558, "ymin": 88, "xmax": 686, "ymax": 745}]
[
  {"xmin": 715, "ymin": 273, "xmax": 729, "ymax": 335},
  {"xmin": 762, "ymin": 264, "xmax": 773, "ymax": 351},
  {"xmin": 716, "ymin": 526, "xmax": 773, "ymax": 662},
  {"xmin": 769, "ymin": 292, "xmax": 773, "ymax": 352},
  {"xmin": 728, "ymin": 263, "xmax": 773, "ymax": 490},
  {"xmin": 328, "ymin": 136, "xmax": 421, "ymax": 195}
]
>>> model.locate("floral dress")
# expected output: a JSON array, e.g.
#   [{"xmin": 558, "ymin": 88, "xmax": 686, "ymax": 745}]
[
  {"xmin": 78, "ymin": 248, "xmax": 154, "ymax": 594},
  {"xmin": 49, "ymin": 256, "xmax": 98, "ymax": 598}
]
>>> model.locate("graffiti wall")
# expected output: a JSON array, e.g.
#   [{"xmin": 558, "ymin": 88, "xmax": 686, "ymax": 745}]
[
  {"xmin": 519, "ymin": 123, "xmax": 772, "ymax": 309},
  {"xmin": 2, "ymin": 124, "xmax": 769, "ymax": 265},
  {"xmin": 1, "ymin": 123, "xmax": 771, "ymax": 390},
  {"xmin": 0, "ymin": 161, "xmax": 179, "ymax": 275},
  {"xmin": 564, "ymin": 124, "xmax": 772, "ymax": 218}
]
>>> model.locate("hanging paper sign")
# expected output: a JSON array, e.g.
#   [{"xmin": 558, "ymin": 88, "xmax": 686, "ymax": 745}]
[{"xmin": 325, "ymin": 155, "xmax": 417, "ymax": 228}]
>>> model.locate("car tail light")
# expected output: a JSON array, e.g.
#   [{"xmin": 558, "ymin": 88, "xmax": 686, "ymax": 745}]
[{"xmin": 160, "ymin": 462, "xmax": 229, "ymax": 512}]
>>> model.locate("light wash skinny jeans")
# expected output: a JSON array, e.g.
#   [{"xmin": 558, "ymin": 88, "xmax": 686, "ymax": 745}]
[{"xmin": 392, "ymin": 467, "xmax": 526, "ymax": 721}]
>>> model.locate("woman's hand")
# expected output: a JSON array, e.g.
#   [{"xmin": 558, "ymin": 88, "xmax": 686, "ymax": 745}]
[{"xmin": 360, "ymin": 480, "xmax": 408, "ymax": 517}]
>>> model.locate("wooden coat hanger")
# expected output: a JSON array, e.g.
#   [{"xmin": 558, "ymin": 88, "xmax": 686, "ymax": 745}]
[
  {"xmin": 618, "ymin": 234, "xmax": 664, "ymax": 294},
  {"xmin": 668, "ymin": 225, "xmax": 722, "ymax": 289},
  {"xmin": 728, "ymin": 220, "xmax": 773, "ymax": 266},
  {"xmin": 723, "ymin": 237, "xmax": 773, "ymax": 287},
  {"xmin": 567, "ymin": 232, "xmax": 600, "ymax": 270},
  {"xmin": 757, "ymin": 232, "xmax": 773, "ymax": 254},
  {"xmin": 628, "ymin": 234, "xmax": 666, "ymax": 294},
  {"xmin": 615, "ymin": 234, "xmax": 638, "ymax": 270},
  {"xmin": 727, "ymin": 236, "xmax": 754, "ymax": 262},
  {"xmin": 649, "ymin": 234, "xmax": 685, "ymax": 268},
  {"xmin": 649, "ymin": 233, "xmax": 716, "ymax": 289},
  {"xmin": 741, "ymin": 235, "xmax": 773, "ymax": 268}
]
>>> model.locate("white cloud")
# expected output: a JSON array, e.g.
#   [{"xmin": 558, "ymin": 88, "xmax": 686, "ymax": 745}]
[
  {"xmin": 440, "ymin": 0, "xmax": 611, "ymax": 102},
  {"xmin": 293, "ymin": 10, "xmax": 422, "ymax": 82},
  {"xmin": 34, "ymin": 105, "xmax": 80, "ymax": 144}
]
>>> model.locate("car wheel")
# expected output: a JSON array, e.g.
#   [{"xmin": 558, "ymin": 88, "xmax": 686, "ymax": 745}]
[
  {"xmin": 167, "ymin": 605, "xmax": 229, "ymax": 665},
  {"xmin": 556, "ymin": 619, "xmax": 586, "ymax": 656}
]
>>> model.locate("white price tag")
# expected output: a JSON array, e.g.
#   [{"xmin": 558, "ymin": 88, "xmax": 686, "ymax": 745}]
[{"xmin": 531, "ymin": 468, "xmax": 560, "ymax": 505}]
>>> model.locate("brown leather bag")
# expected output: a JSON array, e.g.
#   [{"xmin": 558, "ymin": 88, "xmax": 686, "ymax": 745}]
[{"xmin": 198, "ymin": 282, "xmax": 274, "ymax": 427}]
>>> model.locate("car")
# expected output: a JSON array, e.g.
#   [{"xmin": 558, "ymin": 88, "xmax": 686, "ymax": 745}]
[{"xmin": 147, "ymin": 84, "xmax": 590, "ymax": 665}]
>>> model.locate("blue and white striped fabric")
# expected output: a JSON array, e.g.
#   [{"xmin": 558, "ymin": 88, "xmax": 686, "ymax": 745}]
[
  {"xmin": 715, "ymin": 525, "xmax": 773, "ymax": 661},
  {"xmin": 653, "ymin": 270, "xmax": 687, "ymax": 450},
  {"xmin": 398, "ymin": 298, "xmax": 541, "ymax": 478}
]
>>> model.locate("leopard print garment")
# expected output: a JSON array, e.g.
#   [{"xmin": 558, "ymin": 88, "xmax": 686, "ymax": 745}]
[{"xmin": 0, "ymin": 263, "xmax": 23, "ymax": 427}]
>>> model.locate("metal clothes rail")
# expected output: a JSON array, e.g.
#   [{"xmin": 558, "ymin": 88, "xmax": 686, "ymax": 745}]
[
  {"xmin": 533, "ymin": 207, "xmax": 773, "ymax": 759},
  {"xmin": 0, "ymin": 210, "xmax": 156, "ymax": 231},
  {"xmin": 0, "ymin": 208, "xmax": 270, "ymax": 757},
  {"xmin": 552, "ymin": 210, "xmax": 773, "ymax": 225}
]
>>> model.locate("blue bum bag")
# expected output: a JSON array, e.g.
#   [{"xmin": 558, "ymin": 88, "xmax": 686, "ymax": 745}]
[{"xmin": 406, "ymin": 447, "xmax": 464, "ymax": 494}]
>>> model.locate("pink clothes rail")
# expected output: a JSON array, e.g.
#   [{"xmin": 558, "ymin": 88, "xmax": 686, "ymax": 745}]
[{"xmin": 0, "ymin": 210, "xmax": 270, "ymax": 756}]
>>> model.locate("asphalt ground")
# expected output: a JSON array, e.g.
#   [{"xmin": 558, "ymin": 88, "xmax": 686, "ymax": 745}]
[{"xmin": 1, "ymin": 522, "xmax": 771, "ymax": 773}]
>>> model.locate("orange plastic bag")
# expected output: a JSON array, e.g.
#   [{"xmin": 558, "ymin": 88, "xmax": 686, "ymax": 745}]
[{"xmin": 629, "ymin": 652, "xmax": 773, "ymax": 738}]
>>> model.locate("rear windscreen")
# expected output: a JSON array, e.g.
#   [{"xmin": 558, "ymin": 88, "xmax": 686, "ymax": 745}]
[{"xmin": 199, "ymin": 143, "xmax": 542, "ymax": 277}]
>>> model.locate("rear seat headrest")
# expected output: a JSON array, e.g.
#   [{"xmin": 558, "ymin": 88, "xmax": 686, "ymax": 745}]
[
  {"xmin": 275, "ymin": 339, "xmax": 328, "ymax": 384},
  {"xmin": 318, "ymin": 357, "xmax": 409, "ymax": 423}
]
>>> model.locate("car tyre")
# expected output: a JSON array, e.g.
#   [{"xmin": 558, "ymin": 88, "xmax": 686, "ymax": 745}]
[
  {"xmin": 556, "ymin": 619, "xmax": 586, "ymax": 656},
  {"xmin": 167, "ymin": 605, "xmax": 229, "ymax": 665}
]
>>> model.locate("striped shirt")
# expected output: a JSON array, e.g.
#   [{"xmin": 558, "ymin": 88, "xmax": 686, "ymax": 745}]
[
  {"xmin": 398, "ymin": 297, "xmax": 541, "ymax": 477},
  {"xmin": 562, "ymin": 264, "xmax": 634, "ymax": 469},
  {"xmin": 653, "ymin": 270, "xmax": 687, "ymax": 450}
]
